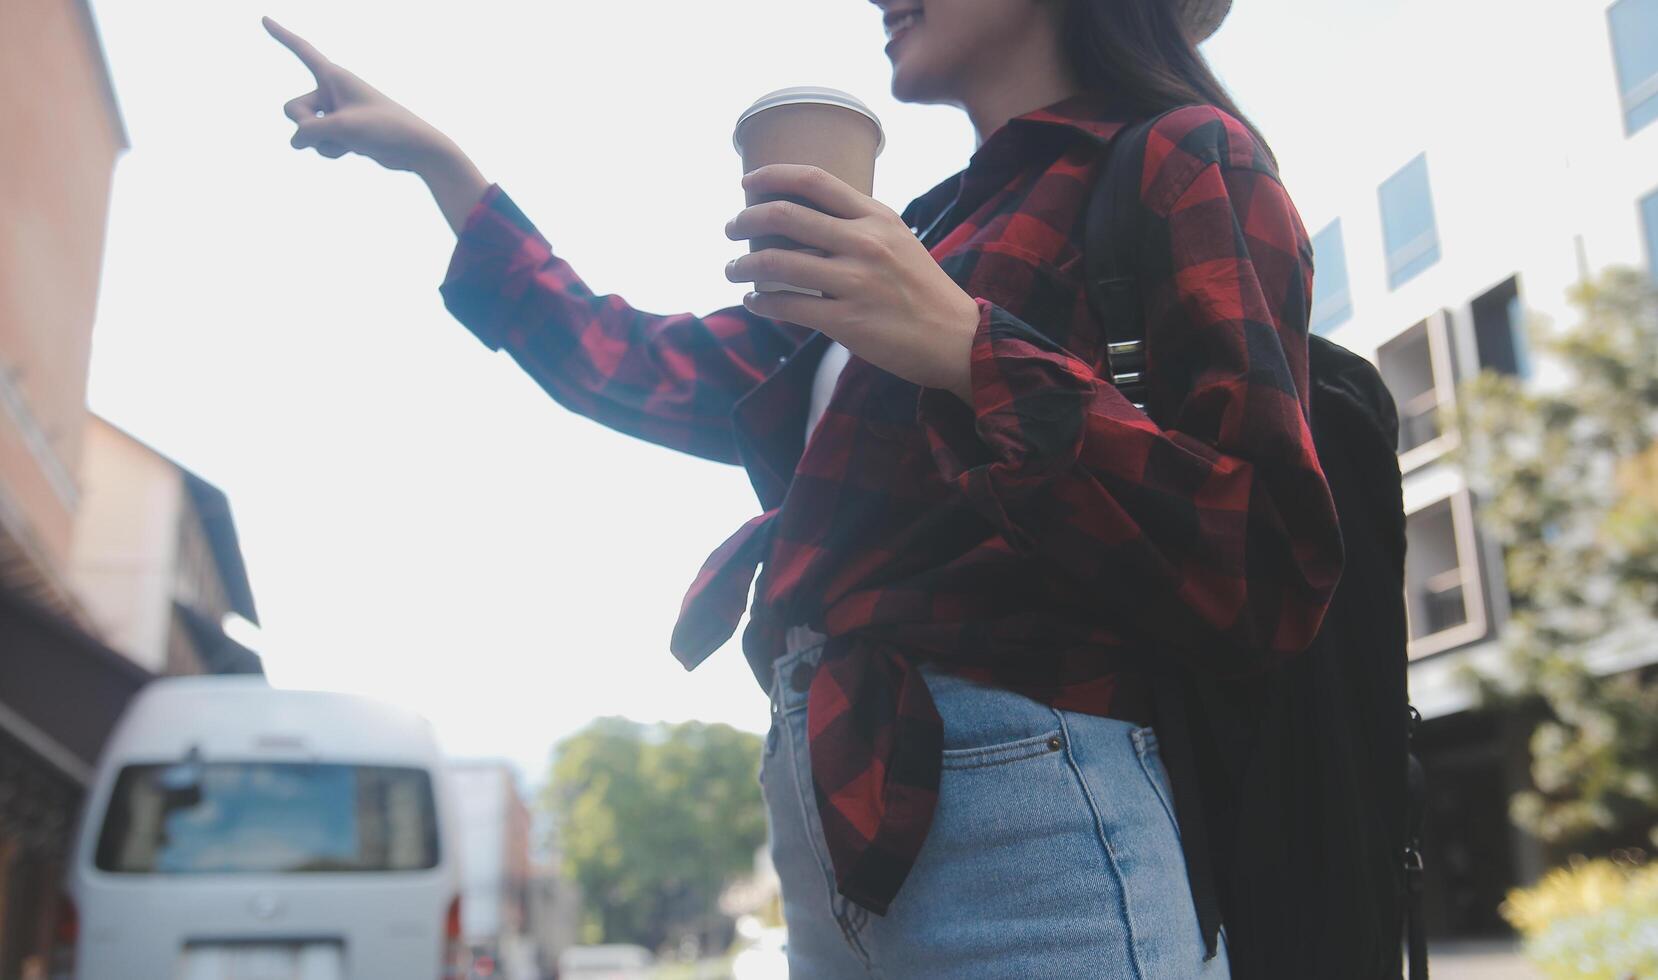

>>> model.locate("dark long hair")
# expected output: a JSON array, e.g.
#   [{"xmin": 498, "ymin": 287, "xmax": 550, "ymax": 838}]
[{"xmin": 1060, "ymin": 0, "xmax": 1276, "ymax": 168}]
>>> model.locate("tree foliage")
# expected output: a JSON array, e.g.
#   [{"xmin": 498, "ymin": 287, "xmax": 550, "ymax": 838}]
[
  {"xmin": 544, "ymin": 717, "xmax": 767, "ymax": 951},
  {"xmin": 1452, "ymin": 265, "xmax": 1658, "ymax": 852}
]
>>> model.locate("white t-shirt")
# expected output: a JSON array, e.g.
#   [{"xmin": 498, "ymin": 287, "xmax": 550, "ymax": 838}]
[{"xmin": 805, "ymin": 341, "xmax": 852, "ymax": 440}]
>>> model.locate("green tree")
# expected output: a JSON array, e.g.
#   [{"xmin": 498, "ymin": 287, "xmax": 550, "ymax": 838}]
[
  {"xmin": 1452, "ymin": 265, "xmax": 1658, "ymax": 854},
  {"xmin": 544, "ymin": 717, "xmax": 767, "ymax": 952}
]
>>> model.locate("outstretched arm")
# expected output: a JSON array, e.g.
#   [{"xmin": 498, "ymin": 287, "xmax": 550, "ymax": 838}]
[
  {"xmin": 264, "ymin": 17, "xmax": 489, "ymax": 232},
  {"xmin": 439, "ymin": 187, "xmax": 812, "ymax": 463},
  {"xmin": 266, "ymin": 18, "xmax": 811, "ymax": 462}
]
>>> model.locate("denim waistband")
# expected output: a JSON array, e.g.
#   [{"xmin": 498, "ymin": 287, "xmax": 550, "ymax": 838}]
[
  {"xmin": 773, "ymin": 625, "xmax": 952, "ymax": 706},
  {"xmin": 785, "ymin": 624, "xmax": 828, "ymax": 657},
  {"xmin": 777, "ymin": 625, "xmax": 956, "ymax": 687}
]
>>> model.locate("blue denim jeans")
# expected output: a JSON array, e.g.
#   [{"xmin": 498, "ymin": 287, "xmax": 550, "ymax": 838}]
[{"xmin": 759, "ymin": 630, "xmax": 1232, "ymax": 979}]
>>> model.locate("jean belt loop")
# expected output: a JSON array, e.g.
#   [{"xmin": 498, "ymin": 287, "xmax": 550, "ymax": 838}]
[{"xmin": 778, "ymin": 624, "xmax": 827, "ymax": 701}]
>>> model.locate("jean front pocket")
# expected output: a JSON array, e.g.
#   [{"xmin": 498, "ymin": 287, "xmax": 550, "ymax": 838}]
[
  {"xmin": 940, "ymin": 729, "xmax": 1067, "ymax": 770},
  {"xmin": 923, "ymin": 666, "xmax": 1065, "ymax": 766},
  {"xmin": 1131, "ymin": 725, "xmax": 1181, "ymax": 836}
]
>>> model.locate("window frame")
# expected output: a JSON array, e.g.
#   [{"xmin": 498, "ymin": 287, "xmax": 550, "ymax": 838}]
[
  {"xmin": 1377, "ymin": 310, "xmax": 1460, "ymax": 474},
  {"xmin": 1470, "ymin": 275, "xmax": 1530, "ymax": 379},
  {"xmin": 1405, "ymin": 487, "xmax": 1490, "ymax": 660}
]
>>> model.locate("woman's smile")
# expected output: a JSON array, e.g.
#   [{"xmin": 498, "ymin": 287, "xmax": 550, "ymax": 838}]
[{"xmin": 885, "ymin": 8, "xmax": 924, "ymax": 53}]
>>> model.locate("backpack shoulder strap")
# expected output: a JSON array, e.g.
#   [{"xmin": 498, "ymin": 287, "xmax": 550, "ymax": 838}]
[
  {"xmin": 1082, "ymin": 109, "xmax": 1186, "ymax": 414},
  {"xmin": 1080, "ymin": 106, "xmax": 1231, "ymax": 963}
]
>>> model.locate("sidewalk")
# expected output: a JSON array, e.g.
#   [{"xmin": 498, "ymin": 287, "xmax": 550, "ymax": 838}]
[{"xmin": 1429, "ymin": 938, "xmax": 1540, "ymax": 980}]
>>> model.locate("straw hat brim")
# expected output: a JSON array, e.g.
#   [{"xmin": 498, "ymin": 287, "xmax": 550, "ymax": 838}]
[{"xmin": 1176, "ymin": 0, "xmax": 1232, "ymax": 42}]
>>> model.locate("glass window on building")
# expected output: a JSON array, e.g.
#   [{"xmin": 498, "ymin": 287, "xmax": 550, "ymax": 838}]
[
  {"xmin": 1379, "ymin": 154, "xmax": 1442, "ymax": 290},
  {"xmin": 1310, "ymin": 219, "xmax": 1354, "ymax": 335},
  {"xmin": 1642, "ymin": 187, "xmax": 1658, "ymax": 281},
  {"xmin": 1471, "ymin": 276, "xmax": 1529, "ymax": 378},
  {"xmin": 1610, "ymin": 0, "xmax": 1658, "ymax": 135},
  {"xmin": 1405, "ymin": 497, "xmax": 1471, "ymax": 645}
]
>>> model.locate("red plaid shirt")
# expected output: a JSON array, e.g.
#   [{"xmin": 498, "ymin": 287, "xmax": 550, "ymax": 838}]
[{"xmin": 439, "ymin": 91, "xmax": 1342, "ymax": 915}]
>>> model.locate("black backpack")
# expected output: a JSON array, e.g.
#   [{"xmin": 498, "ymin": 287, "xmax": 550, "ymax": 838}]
[{"xmin": 1082, "ymin": 110, "xmax": 1430, "ymax": 980}]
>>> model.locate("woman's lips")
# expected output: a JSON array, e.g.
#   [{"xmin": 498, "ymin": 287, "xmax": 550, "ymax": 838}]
[{"xmin": 885, "ymin": 15, "xmax": 921, "ymax": 54}]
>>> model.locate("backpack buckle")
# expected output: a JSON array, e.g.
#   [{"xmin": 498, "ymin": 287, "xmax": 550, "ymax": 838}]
[
  {"xmin": 1106, "ymin": 341, "xmax": 1146, "ymax": 373},
  {"xmin": 1105, "ymin": 340, "xmax": 1148, "ymax": 409},
  {"xmin": 1402, "ymin": 841, "xmax": 1426, "ymax": 896}
]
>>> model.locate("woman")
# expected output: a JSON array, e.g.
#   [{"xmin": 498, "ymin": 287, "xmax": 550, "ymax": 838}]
[{"xmin": 266, "ymin": 0, "xmax": 1342, "ymax": 975}]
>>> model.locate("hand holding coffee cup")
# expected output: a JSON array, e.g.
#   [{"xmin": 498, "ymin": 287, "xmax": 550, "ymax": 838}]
[
  {"xmin": 730, "ymin": 87, "xmax": 885, "ymax": 296},
  {"xmin": 723, "ymin": 89, "xmax": 981, "ymax": 401}
]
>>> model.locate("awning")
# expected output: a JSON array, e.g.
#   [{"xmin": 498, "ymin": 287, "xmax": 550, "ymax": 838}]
[
  {"xmin": 174, "ymin": 602, "xmax": 265, "ymax": 675},
  {"xmin": 0, "ymin": 587, "xmax": 151, "ymax": 785}
]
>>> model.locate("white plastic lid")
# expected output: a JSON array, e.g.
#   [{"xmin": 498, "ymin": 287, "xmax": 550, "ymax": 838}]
[{"xmin": 733, "ymin": 86, "xmax": 885, "ymax": 157}]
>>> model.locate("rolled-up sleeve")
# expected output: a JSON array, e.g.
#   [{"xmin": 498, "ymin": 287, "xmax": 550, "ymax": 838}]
[
  {"xmin": 914, "ymin": 132, "xmax": 1343, "ymax": 677},
  {"xmin": 440, "ymin": 185, "xmax": 812, "ymax": 464}
]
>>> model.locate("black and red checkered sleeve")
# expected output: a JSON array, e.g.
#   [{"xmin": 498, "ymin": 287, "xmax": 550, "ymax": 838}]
[
  {"xmin": 916, "ymin": 110, "xmax": 1343, "ymax": 676},
  {"xmin": 439, "ymin": 185, "xmax": 813, "ymax": 464}
]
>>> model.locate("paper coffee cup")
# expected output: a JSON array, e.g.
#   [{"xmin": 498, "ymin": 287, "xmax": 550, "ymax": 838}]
[{"xmin": 733, "ymin": 86, "xmax": 884, "ymax": 296}]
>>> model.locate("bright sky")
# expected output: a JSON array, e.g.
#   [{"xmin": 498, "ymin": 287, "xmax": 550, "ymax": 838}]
[{"xmin": 84, "ymin": 0, "xmax": 1486, "ymax": 785}]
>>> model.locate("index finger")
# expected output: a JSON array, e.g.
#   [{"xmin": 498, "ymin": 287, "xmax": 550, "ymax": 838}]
[{"xmin": 263, "ymin": 17, "xmax": 332, "ymax": 80}]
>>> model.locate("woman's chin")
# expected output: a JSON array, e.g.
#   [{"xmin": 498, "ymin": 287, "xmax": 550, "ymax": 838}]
[{"xmin": 888, "ymin": 62, "xmax": 942, "ymax": 105}]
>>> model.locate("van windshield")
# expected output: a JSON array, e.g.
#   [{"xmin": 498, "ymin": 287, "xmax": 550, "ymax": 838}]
[{"xmin": 95, "ymin": 763, "xmax": 440, "ymax": 873}]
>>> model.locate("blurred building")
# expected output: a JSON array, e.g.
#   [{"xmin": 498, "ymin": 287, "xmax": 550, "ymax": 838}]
[
  {"xmin": 524, "ymin": 863, "xmax": 582, "ymax": 980},
  {"xmin": 524, "ymin": 804, "xmax": 581, "ymax": 979},
  {"xmin": 0, "ymin": 0, "xmax": 130, "ymax": 973},
  {"xmin": 448, "ymin": 760, "xmax": 538, "ymax": 979},
  {"xmin": 717, "ymin": 845, "xmax": 781, "ymax": 925},
  {"xmin": 1300, "ymin": 0, "xmax": 1658, "ymax": 939},
  {"xmin": 0, "ymin": 0, "xmax": 125, "ymax": 623},
  {"xmin": 0, "ymin": 1, "xmax": 263, "ymax": 974},
  {"xmin": 67, "ymin": 416, "xmax": 263, "ymax": 677},
  {"xmin": 448, "ymin": 761, "xmax": 580, "ymax": 979}
]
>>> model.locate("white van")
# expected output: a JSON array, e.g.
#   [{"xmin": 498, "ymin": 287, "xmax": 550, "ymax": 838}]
[{"xmin": 63, "ymin": 676, "xmax": 464, "ymax": 980}]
